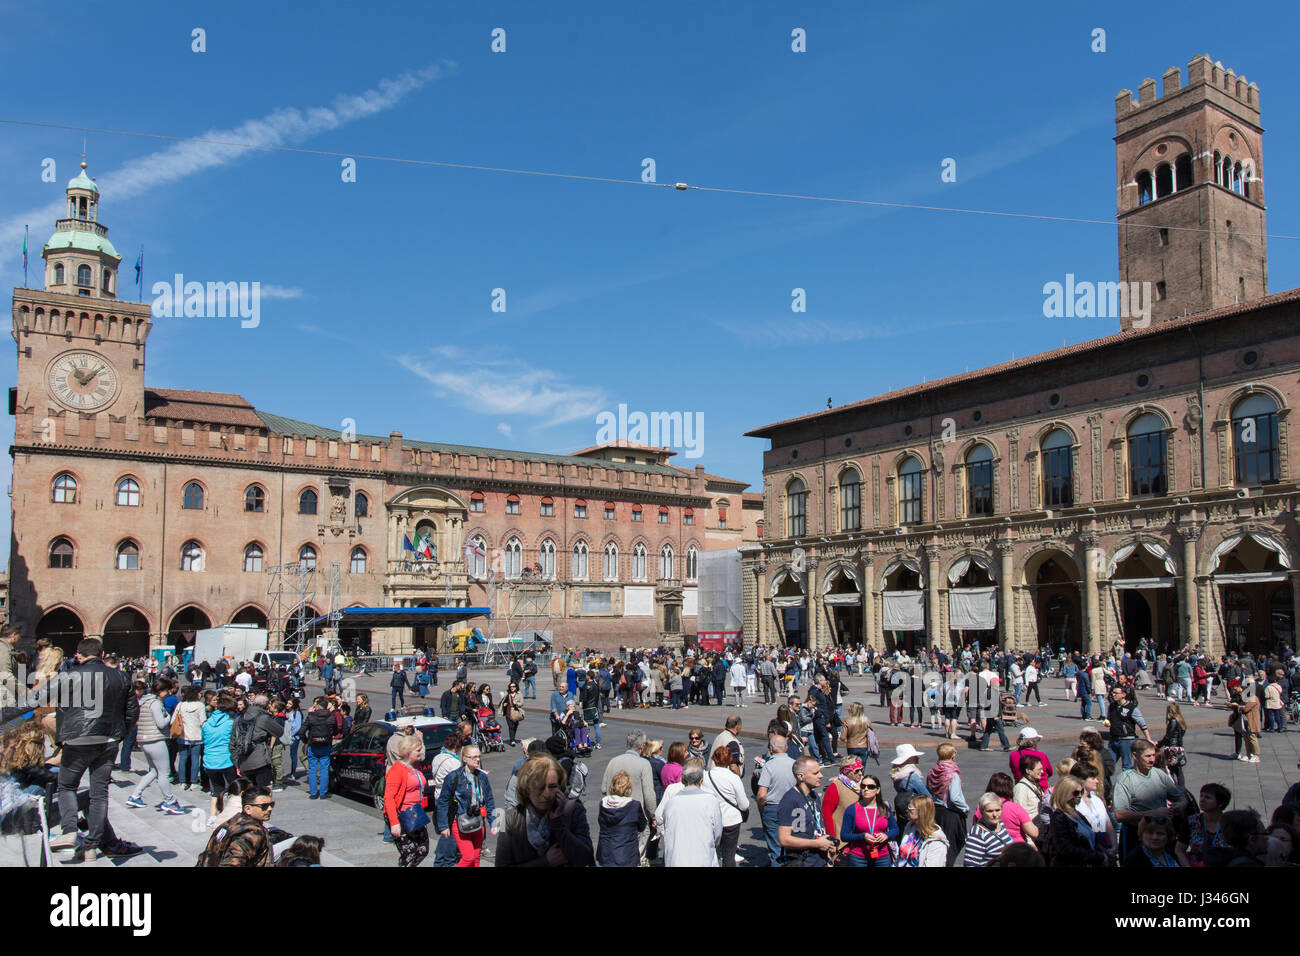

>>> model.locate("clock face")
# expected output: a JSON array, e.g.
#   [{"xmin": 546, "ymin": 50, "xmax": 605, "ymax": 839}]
[{"xmin": 47, "ymin": 351, "xmax": 120, "ymax": 412}]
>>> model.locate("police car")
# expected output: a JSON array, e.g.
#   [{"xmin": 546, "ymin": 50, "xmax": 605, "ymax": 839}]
[{"xmin": 328, "ymin": 713, "xmax": 455, "ymax": 814}]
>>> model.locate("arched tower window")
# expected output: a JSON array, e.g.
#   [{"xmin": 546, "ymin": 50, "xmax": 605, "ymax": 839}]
[
  {"xmin": 1136, "ymin": 170, "xmax": 1153, "ymax": 206},
  {"xmin": 604, "ymin": 542, "xmax": 619, "ymax": 581},
  {"xmin": 1174, "ymin": 153, "xmax": 1192, "ymax": 191},
  {"xmin": 1155, "ymin": 163, "xmax": 1174, "ymax": 199}
]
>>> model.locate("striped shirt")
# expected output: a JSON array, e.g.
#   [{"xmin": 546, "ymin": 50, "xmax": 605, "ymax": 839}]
[{"xmin": 963, "ymin": 821, "xmax": 1013, "ymax": 867}]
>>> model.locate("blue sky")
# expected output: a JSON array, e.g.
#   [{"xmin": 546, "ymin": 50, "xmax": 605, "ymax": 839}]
[{"xmin": 2, "ymin": 1, "xmax": 1297, "ymax": 562}]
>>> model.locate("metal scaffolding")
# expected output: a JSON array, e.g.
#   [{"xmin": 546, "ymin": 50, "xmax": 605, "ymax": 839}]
[{"xmin": 266, "ymin": 562, "xmax": 317, "ymax": 653}]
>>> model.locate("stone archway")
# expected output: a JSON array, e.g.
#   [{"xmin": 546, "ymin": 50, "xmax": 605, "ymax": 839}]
[
  {"xmin": 103, "ymin": 606, "xmax": 151, "ymax": 658},
  {"xmin": 1022, "ymin": 548, "xmax": 1082, "ymax": 653},
  {"xmin": 36, "ymin": 607, "xmax": 84, "ymax": 656},
  {"xmin": 1207, "ymin": 532, "xmax": 1293, "ymax": 655},
  {"xmin": 167, "ymin": 606, "xmax": 212, "ymax": 651}
]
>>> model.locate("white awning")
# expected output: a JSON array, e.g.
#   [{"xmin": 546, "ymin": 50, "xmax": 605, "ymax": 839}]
[
  {"xmin": 948, "ymin": 586, "xmax": 997, "ymax": 629},
  {"xmin": 1209, "ymin": 532, "xmax": 1294, "ymax": 574},
  {"xmin": 1108, "ymin": 541, "xmax": 1177, "ymax": 577},
  {"xmin": 882, "ymin": 590, "xmax": 924, "ymax": 631},
  {"xmin": 883, "ymin": 557, "xmax": 924, "ymax": 588},
  {"xmin": 1213, "ymin": 571, "xmax": 1289, "ymax": 584},
  {"xmin": 1110, "ymin": 576, "xmax": 1176, "ymax": 590},
  {"xmin": 772, "ymin": 595, "xmax": 807, "ymax": 608},
  {"xmin": 948, "ymin": 553, "xmax": 996, "ymax": 584},
  {"xmin": 769, "ymin": 569, "xmax": 806, "ymax": 600},
  {"xmin": 823, "ymin": 593, "xmax": 862, "ymax": 606},
  {"xmin": 822, "ymin": 563, "xmax": 862, "ymax": 596}
]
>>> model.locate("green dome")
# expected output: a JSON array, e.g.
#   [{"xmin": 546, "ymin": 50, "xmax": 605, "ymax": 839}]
[
  {"xmin": 45, "ymin": 229, "xmax": 119, "ymax": 260},
  {"xmin": 67, "ymin": 169, "xmax": 99, "ymax": 193}
]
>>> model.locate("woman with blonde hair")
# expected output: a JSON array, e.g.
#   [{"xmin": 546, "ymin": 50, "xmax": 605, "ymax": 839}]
[
  {"xmin": 28, "ymin": 646, "xmax": 64, "ymax": 694},
  {"xmin": 1157, "ymin": 702, "xmax": 1187, "ymax": 786},
  {"xmin": 1046, "ymin": 776, "xmax": 1107, "ymax": 866},
  {"xmin": 841, "ymin": 702, "xmax": 876, "ymax": 767},
  {"xmin": 897, "ymin": 794, "xmax": 949, "ymax": 867},
  {"xmin": 385, "ymin": 732, "xmax": 430, "ymax": 867},
  {"xmin": 496, "ymin": 754, "xmax": 594, "ymax": 867}
]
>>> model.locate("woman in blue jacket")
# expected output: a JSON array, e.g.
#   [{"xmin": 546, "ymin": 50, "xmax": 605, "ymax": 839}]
[
  {"xmin": 435, "ymin": 745, "xmax": 496, "ymax": 867},
  {"xmin": 200, "ymin": 691, "xmax": 238, "ymax": 821}
]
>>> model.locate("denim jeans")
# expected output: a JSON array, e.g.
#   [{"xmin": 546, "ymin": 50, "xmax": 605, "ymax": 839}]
[
  {"xmin": 1109, "ymin": 738, "xmax": 1134, "ymax": 771},
  {"xmin": 391, "ymin": 688, "xmax": 405, "ymax": 712},
  {"xmin": 761, "ymin": 804, "xmax": 782, "ymax": 866},
  {"xmin": 307, "ymin": 744, "xmax": 332, "ymax": 796},
  {"xmin": 980, "ymin": 718, "xmax": 1010, "ymax": 750},
  {"xmin": 57, "ymin": 741, "xmax": 118, "ymax": 850},
  {"xmin": 849, "ymin": 854, "xmax": 893, "ymax": 867},
  {"xmin": 433, "ymin": 831, "xmax": 461, "ymax": 866},
  {"xmin": 523, "ymin": 676, "xmax": 536, "ymax": 698},
  {"xmin": 179, "ymin": 740, "xmax": 203, "ymax": 784},
  {"xmin": 289, "ymin": 739, "xmax": 301, "ymax": 776},
  {"xmin": 117, "ymin": 726, "xmax": 137, "ymax": 771}
]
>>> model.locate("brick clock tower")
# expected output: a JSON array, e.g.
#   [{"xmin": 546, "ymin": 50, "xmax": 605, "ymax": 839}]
[
  {"xmin": 1115, "ymin": 54, "xmax": 1268, "ymax": 330},
  {"xmin": 11, "ymin": 162, "xmax": 151, "ymax": 447}
]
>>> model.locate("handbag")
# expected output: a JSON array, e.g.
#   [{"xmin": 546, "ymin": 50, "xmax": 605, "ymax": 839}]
[
  {"xmin": 398, "ymin": 803, "xmax": 430, "ymax": 834},
  {"xmin": 452, "ymin": 770, "xmax": 486, "ymax": 834},
  {"xmin": 711, "ymin": 769, "xmax": 750, "ymax": 822},
  {"xmin": 170, "ymin": 707, "xmax": 185, "ymax": 739}
]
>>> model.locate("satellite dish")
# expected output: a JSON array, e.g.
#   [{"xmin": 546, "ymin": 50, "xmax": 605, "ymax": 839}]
[{"xmin": 791, "ymin": 547, "xmax": 806, "ymax": 572}]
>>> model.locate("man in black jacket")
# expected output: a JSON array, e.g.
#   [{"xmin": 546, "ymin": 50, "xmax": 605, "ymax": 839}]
[
  {"xmin": 234, "ymin": 694, "xmax": 286, "ymax": 787},
  {"xmin": 44, "ymin": 638, "xmax": 138, "ymax": 859}
]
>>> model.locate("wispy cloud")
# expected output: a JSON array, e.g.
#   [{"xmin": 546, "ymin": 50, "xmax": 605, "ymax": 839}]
[
  {"xmin": 717, "ymin": 313, "xmax": 1033, "ymax": 346},
  {"xmin": 496, "ymin": 422, "xmax": 512, "ymax": 437},
  {"xmin": 397, "ymin": 346, "xmax": 606, "ymax": 426},
  {"xmin": 1, "ymin": 63, "xmax": 453, "ymax": 246},
  {"xmin": 260, "ymin": 284, "xmax": 303, "ymax": 300}
]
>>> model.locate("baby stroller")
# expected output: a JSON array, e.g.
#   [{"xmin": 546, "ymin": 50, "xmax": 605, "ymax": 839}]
[{"xmin": 474, "ymin": 706, "xmax": 507, "ymax": 753}]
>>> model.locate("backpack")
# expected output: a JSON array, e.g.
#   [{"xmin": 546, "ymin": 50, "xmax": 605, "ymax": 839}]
[
  {"xmin": 866, "ymin": 727, "xmax": 881, "ymax": 759},
  {"xmin": 229, "ymin": 716, "xmax": 260, "ymax": 764}
]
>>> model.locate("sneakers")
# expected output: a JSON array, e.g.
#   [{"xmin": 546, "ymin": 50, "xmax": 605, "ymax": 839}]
[
  {"xmin": 104, "ymin": 840, "xmax": 144, "ymax": 857},
  {"xmin": 272, "ymin": 786, "xmax": 285, "ymax": 792},
  {"xmin": 159, "ymin": 799, "xmax": 188, "ymax": 815},
  {"xmin": 50, "ymin": 831, "xmax": 78, "ymax": 851},
  {"xmin": 1249, "ymin": 755, "xmax": 1261, "ymax": 763},
  {"xmin": 124, "ymin": 795, "xmax": 148, "ymax": 809}
]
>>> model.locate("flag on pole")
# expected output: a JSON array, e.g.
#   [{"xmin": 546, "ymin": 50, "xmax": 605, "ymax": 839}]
[
  {"xmin": 402, "ymin": 533, "xmax": 416, "ymax": 554},
  {"xmin": 416, "ymin": 532, "xmax": 434, "ymax": 560},
  {"xmin": 134, "ymin": 247, "xmax": 143, "ymax": 301},
  {"xmin": 21, "ymin": 226, "xmax": 28, "ymax": 288}
]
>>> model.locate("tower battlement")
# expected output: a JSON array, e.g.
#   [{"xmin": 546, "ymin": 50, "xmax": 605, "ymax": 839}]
[{"xmin": 1116, "ymin": 54, "xmax": 1260, "ymax": 121}]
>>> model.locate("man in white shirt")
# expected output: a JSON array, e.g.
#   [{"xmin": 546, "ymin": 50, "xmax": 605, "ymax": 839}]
[
  {"xmin": 235, "ymin": 667, "xmax": 253, "ymax": 694},
  {"xmin": 661, "ymin": 759, "xmax": 723, "ymax": 867},
  {"xmin": 1009, "ymin": 660, "xmax": 1024, "ymax": 704}
]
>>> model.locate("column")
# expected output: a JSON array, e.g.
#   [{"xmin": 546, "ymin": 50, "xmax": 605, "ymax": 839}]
[
  {"xmin": 1179, "ymin": 525, "xmax": 1202, "ymax": 647},
  {"xmin": 754, "ymin": 563, "xmax": 767, "ymax": 647},
  {"xmin": 1290, "ymin": 571, "xmax": 1300, "ymax": 661},
  {"xmin": 924, "ymin": 547, "xmax": 942, "ymax": 652},
  {"xmin": 861, "ymin": 559, "xmax": 875, "ymax": 650},
  {"xmin": 1081, "ymin": 532, "xmax": 1101, "ymax": 656},
  {"xmin": 806, "ymin": 560, "xmax": 819, "ymax": 651},
  {"xmin": 997, "ymin": 539, "xmax": 1015, "ymax": 651}
]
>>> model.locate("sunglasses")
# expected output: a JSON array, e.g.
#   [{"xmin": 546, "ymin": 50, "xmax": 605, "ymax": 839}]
[
  {"xmin": 861, "ymin": 784, "xmax": 879, "ymax": 791},
  {"xmin": 251, "ymin": 801, "xmax": 275, "ymax": 810}
]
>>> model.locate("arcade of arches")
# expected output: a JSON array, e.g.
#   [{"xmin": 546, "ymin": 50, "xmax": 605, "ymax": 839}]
[{"xmin": 755, "ymin": 528, "xmax": 1300, "ymax": 656}]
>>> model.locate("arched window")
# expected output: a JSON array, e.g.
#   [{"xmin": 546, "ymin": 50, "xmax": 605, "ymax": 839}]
[
  {"xmin": 898, "ymin": 457, "xmax": 923, "ymax": 525},
  {"xmin": 1233, "ymin": 393, "xmax": 1280, "ymax": 485},
  {"xmin": 243, "ymin": 543, "xmax": 264, "ymax": 573},
  {"xmin": 686, "ymin": 545, "xmax": 698, "ymax": 582},
  {"xmin": 1041, "ymin": 429, "xmax": 1073, "ymax": 508},
  {"xmin": 76, "ymin": 264, "xmax": 92, "ymax": 286},
  {"xmin": 1136, "ymin": 170, "xmax": 1153, "ymax": 206},
  {"xmin": 1174, "ymin": 153, "xmax": 1192, "ymax": 191},
  {"xmin": 505, "ymin": 537, "xmax": 522, "ymax": 579},
  {"xmin": 355, "ymin": 492, "xmax": 369, "ymax": 518},
  {"xmin": 350, "ymin": 546, "xmax": 367, "ymax": 574},
  {"xmin": 839, "ymin": 470, "xmax": 861, "ymax": 531},
  {"xmin": 180, "ymin": 540, "xmax": 204, "ymax": 572},
  {"xmin": 182, "ymin": 481, "xmax": 204, "ymax": 510},
  {"xmin": 604, "ymin": 542, "xmax": 619, "ymax": 581},
  {"xmin": 115, "ymin": 539, "xmax": 139, "ymax": 570},
  {"xmin": 1213, "ymin": 151, "xmax": 1223, "ymax": 186},
  {"xmin": 1127, "ymin": 413, "xmax": 1168, "ymax": 497},
  {"xmin": 101, "ymin": 268, "xmax": 112, "ymax": 293},
  {"xmin": 468, "ymin": 536, "xmax": 486, "ymax": 579},
  {"xmin": 1232, "ymin": 161, "xmax": 1243, "ymax": 194},
  {"xmin": 660, "ymin": 544, "xmax": 674, "ymax": 580},
  {"xmin": 966, "ymin": 444, "xmax": 994, "ymax": 516},
  {"xmin": 633, "ymin": 543, "xmax": 648, "ymax": 581},
  {"xmin": 298, "ymin": 489, "xmax": 318, "ymax": 515},
  {"xmin": 245, "ymin": 485, "xmax": 265, "ymax": 512},
  {"xmin": 658, "ymin": 505, "xmax": 669, "ymax": 525},
  {"xmin": 49, "ymin": 537, "xmax": 75, "ymax": 569},
  {"xmin": 469, "ymin": 491, "xmax": 485, "ymax": 513},
  {"xmin": 786, "ymin": 478, "xmax": 808, "ymax": 538},
  {"xmin": 52, "ymin": 473, "xmax": 78, "ymax": 504},
  {"xmin": 298, "ymin": 544, "xmax": 318, "ymax": 571},
  {"xmin": 1155, "ymin": 162, "xmax": 1173, "ymax": 199},
  {"xmin": 572, "ymin": 540, "xmax": 589, "ymax": 581},
  {"xmin": 631, "ymin": 503, "xmax": 643, "ymax": 522},
  {"xmin": 115, "ymin": 477, "xmax": 140, "ymax": 507},
  {"xmin": 506, "ymin": 493, "xmax": 520, "ymax": 516},
  {"xmin": 539, "ymin": 538, "xmax": 556, "ymax": 580},
  {"xmin": 53, "ymin": 263, "xmax": 65, "ymax": 285}
]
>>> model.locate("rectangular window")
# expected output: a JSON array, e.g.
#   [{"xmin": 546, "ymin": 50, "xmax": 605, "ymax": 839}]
[
  {"xmin": 787, "ymin": 492, "xmax": 807, "ymax": 537},
  {"xmin": 684, "ymin": 514, "xmax": 693, "ymax": 525},
  {"xmin": 967, "ymin": 461, "xmax": 994, "ymax": 516},
  {"xmin": 658, "ymin": 512, "xmax": 668, "ymax": 524},
  {"xmin": 469, "ymin": 498, "xmax": 484, "ymax": 513},
  {"xmin": 574, "ymin": 503, "xmax": 587, "ymax": 518},
  {"xmin": 506, "ymin": 500, "xmax": 520, "ymax": 515},
  {"xmin": 541, "ymin": 502, "xmax": 554, "ymax": 516},
  {"xmin": 1042, "ymin": 447, "xmax": 1074, "ymax": 508},
  {"xmin": 1234, "ymin": 413, "xmax": 1280, "ymax": 485},
  {"xmin": 899, "ymin": 473, "xmax": 922, "ymax": 525},
  {"xmin": 604, "ymin": 506, "xmax": 615, "ymax": 520},
  {"xmin": 631, "ymin": 511, "xmax": 642, "ymax": 522},
  {"xmin": 1129, "ymin": 431, "xmax": 1168, "ymax": 497},
  {"xmin": 840, "ymin": 482, "xmax": 861, "ymax": 531}
]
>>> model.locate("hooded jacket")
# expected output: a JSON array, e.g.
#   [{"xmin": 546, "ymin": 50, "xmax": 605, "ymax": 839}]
[{"xmin": 597, "ymin": 794, "xmax": 646, "ymax": 867}]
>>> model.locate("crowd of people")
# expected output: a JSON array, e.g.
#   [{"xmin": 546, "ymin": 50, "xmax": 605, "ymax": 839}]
[{"xmin": 1, "ymin": 623, "xmax": 1297, "ymax": 868}]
